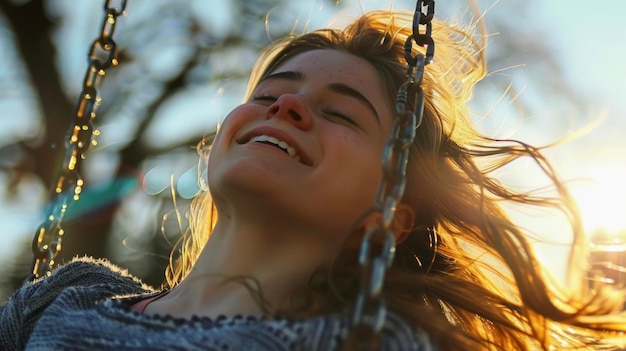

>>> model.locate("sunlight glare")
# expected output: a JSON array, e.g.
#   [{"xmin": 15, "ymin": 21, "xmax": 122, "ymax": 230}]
[{"xmin": 569, "ymin": 163, "xmax": 626, "ymax": 236}]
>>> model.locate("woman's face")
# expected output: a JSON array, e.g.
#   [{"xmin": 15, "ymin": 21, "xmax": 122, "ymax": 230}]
[{"xmin": 208, "ymin": 49, "xmax": 395, "ymax": 238}]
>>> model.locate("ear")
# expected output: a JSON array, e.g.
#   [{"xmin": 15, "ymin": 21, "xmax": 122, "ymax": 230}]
[
  {"xmin": 393, "ymin": 203, "xmax": 415, "ymax": 245},
  {"xmin": 360, "ymin": 204, "xmax": 415, "ymax": 245}
]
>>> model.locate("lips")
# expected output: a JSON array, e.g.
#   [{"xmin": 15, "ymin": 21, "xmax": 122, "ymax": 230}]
[{"xmin": 238, "ymin": 127, "xmax": 313, "ymax": 166}]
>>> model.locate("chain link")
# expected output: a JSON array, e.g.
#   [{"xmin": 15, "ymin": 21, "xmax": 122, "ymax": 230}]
[
  {"xmin": 29, "ymin": 0, "xmax": 128, "ymax": 280},
  {"xmin": 350, "ymin": 0, "xmax": 434, "ymax": 345}
]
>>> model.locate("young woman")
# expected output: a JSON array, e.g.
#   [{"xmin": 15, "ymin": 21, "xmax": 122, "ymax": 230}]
[{"xmin": 2, "ymin": 9, "xmax": 625, "ymax": 351}]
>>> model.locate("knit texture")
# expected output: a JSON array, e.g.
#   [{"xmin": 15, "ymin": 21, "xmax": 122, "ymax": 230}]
[{"xmin": 1, "ymin": 257, "xmax": 435, "ymax": 350}]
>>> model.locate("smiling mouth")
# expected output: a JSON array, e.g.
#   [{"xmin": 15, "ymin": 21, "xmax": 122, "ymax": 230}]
[{"xmin": 250, "ymin": 135, "xmax": 302, "ymax": 162}]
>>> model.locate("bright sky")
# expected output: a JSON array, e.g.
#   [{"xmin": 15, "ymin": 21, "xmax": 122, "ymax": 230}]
[
  {"xmin": 1, "ymin": 0, "xmax": 625, "ymax": 289},
  {"xmin": 536, "ymin": 1, "xmax": 626, "ymax": 235}
]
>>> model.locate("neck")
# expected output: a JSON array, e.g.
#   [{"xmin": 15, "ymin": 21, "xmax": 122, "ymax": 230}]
[{"xmin": 157, "ymin": 210, "xmax": 339, "ymax": 319}]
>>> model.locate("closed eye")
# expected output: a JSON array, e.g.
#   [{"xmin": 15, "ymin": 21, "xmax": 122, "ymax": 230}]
[
  {"xmin": 252, "ymin": 95, "xmax": 277, "ymax": 104},
  {"xmin": 326, "ymin": 110, "xmax": 358, "ymax": 126}
]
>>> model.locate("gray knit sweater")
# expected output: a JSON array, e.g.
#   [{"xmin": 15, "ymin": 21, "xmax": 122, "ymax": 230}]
[{"xmin": 0, "ymin": 257, "xmax": 435, "ymax": 350}]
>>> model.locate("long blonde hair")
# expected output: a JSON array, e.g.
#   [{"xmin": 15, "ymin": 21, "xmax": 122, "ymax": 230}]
[{"xmin": 166, "ymin": 10, "xmax": 626, "ymax": 350}]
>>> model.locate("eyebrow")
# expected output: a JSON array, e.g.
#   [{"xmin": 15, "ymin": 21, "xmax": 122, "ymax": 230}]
[{"xmin": 260, "ymin": 71, "xmax": 381, "ymax": 124}]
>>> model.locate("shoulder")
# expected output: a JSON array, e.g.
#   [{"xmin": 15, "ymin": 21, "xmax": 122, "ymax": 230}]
[
  {"xmin": 7, "ymin": 256, "xmax": 153, "ymax": 318},
  {"xmin": 26, "ymin": 256, "xmax": 152, "ymax": 299},
  {"xmin": 1, "ymin": 257, "xmax": 152, "ymax": 350}
]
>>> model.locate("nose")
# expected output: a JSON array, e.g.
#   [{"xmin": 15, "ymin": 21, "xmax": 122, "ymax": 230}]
[{"xmin": 266, "ymin": 94, "xmax": 312, "ymax": 130}]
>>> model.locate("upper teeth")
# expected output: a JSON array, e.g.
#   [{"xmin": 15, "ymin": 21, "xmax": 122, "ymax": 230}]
[{"xmin": 250, "ymin": 135, "xmax": 300, "ymax": 160}]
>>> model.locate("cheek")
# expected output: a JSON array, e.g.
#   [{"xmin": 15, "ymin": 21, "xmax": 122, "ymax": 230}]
[
  {"xmin": 336, "ymin": 129, "xmax": 384, "ymax": 167},
  {"xmin": 324, "ymin": 128, "xmax": 384, "ymax": 193},
  {"xmin": 209, "ymin": 104, "xmax": 258, "ymax": 154},
  {"xmin": 206, "ymin": 106, "xmax": 249, "ymax": 177},
  {"xmin": 338, "ymin": 128, "xmax": 357, "ymax": 143},
  {"xmin": 219, "ymin": 104, "xmax": 257, "ymax": 132},
  {"xmin": 324, "ymin": 125, "xmax": 372, "ymax": 150},
  {"xmin": 205, "ymin": 128, "xmax": 228, "ymax": 176}
]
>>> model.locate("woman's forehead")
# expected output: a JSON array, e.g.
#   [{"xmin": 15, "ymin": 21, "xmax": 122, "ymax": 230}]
[{"xmin": 272, "ymin": 49, "xmax": 376, "ymax": 84}]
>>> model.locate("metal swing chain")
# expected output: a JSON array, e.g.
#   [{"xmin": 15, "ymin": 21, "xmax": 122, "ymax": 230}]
[
  {"xmin": 29, "ymin": 0, "xmax": 128, "ymax": 280},
  {"xmin": 350, "ymin": 0, "xmax": 435, "ymax": 346}
]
